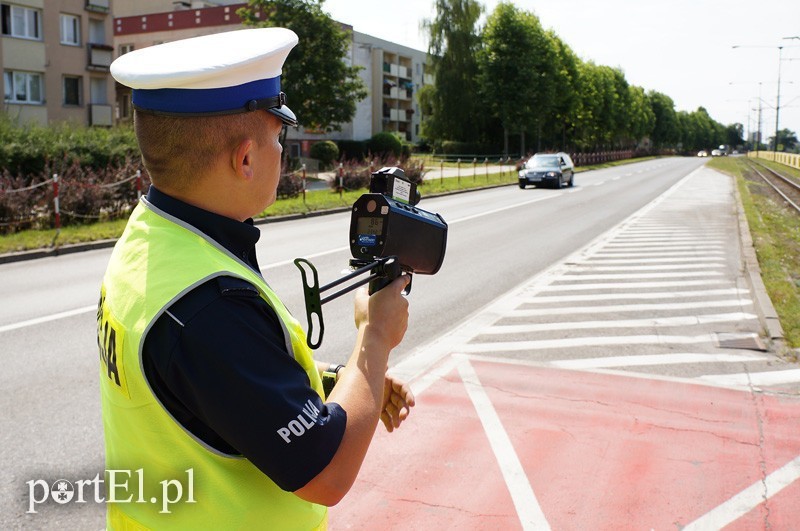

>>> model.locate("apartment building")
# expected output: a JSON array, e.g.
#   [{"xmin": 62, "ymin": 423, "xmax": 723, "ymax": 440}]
[
  {"xmin": 112, "ymin": 1, "xmax": 431, "ymax": 156},
  {"xmin": 1, "ymin": 0, "xmax": 115, "ymax": 126}
]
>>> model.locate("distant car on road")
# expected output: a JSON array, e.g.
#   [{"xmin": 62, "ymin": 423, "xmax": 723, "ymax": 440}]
[
  {"xmin": 697, "ymin": 150, "xmax": 709, "ymax": 157},
  {"xmin": 518, "ymin": 152, "xmax": 575, "ymax": 189},
  {"xmin": 711, "ymin": 149, "xmax": 724, "ymax": 157}
]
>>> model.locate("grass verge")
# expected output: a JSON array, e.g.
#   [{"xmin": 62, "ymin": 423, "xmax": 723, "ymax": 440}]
[{"xmin": 708, "ymin": 156, "xmax": 800, "ymax": 350}]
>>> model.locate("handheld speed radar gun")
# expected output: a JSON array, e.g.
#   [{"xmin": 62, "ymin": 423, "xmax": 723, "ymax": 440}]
[{"xmin": 294, "ymin": 167, "xmax": 448, "ymax": 348}]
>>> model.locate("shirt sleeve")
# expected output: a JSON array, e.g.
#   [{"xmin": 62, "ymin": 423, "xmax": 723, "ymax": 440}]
[{"xmin": 143, "ymin": 276, "xmax": 347, "ymax": 492}]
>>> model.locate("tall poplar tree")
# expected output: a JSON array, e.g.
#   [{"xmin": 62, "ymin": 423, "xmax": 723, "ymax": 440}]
[
  {"xmin": 422, "ymin": 0, "xmax": 483, "ymax": 143},
  {"xmin": 477, "ymin": 3, "xmax": 558, "ymax": 155}
]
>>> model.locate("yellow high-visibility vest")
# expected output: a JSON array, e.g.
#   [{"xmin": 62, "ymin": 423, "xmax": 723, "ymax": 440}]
[{"xmin": 98, "ymin": 199, "xmax": 326, "ymax": 530}]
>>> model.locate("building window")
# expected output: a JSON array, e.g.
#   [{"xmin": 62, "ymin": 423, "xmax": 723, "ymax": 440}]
[
  {"xmin": 60, "ymin": 14, "xmax": 80, "ymax": 45},
  {"xmin": 119, "ymin": 93, "xmax": 131, "ymax": 119},
  {"xmin": 1, "ymin": 4, "xmax": 42, "ymax": 40},
  {"xmin": 63, "ymin": 76, "xmax": 82, "ymax": 106},
  {"xmin": 88, "ymin": 17, "xmax": 105, "ymax": 44},
  {"xmin": 4, "ymin": 70, "xmax": 43, "ymax": 104},
  {"xmin": 118, "ymin": 43, "xmax": 134, "ymax": 56},
  {"xmin": 90, "ymin": 77, "xmax": 108, "ymax": 105}
]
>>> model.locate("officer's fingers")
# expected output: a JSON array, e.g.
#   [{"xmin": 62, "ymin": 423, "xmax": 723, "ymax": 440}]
[
  {"xmin": 389, "ymin": 274, "xmax": 411, "ymax": 295},
  {"xmin": 389, "ymin": 393, "xmax": 411, "ymax": 419},
  {"xmin": 380, "ymin": 411, "xmax": 394, "ymax": 432},
  {"xmin": 391, "ymin": 380, "xmax": 415, "ymax": 407},
  {"xmin": 385, "ymin": 402, "xmax": 406, "ymax": 428}
]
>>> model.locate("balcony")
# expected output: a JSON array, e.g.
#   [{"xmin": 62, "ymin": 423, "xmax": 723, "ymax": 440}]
[
  {"xmin": 85, "ymin": 0, "xmax": 110, "ymax": 13},
  {"xmin": 389, "ymin": 108, "xmax": 407, "ymax": 122},
  {"xmin": 87, "ymin": 43, "xmax": 113, "ymax": 71},
  {"xmin": 90, "ymin": 104, "xmax": 113, "ymax": 126}
]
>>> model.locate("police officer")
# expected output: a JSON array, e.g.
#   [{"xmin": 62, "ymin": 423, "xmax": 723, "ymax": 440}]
[{"xmin": 99, "ymin": 28, "xmax": 414, "ymax": 530}]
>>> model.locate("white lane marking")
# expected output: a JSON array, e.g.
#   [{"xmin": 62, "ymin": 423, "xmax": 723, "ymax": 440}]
[
  {"xmin": 481, "ymin": 313, "xmax": 757, "ymax": 334},
  {"xmin": 683, "ymin": 454, "xmax": 800, "ymax": 531},
  {"xmin": 602, "ymin": 244, "xmax": 724, "ymax": 250},
  {"xmin": 511, "ymin": 299, "xmax": 753, "ymax": 316},
  {"xmin": 456, "ymin": 356, "xmax": 550, "ymax": 530},
  {"xmin": 551, "ymin": 352, "xmax": 769, "ymax": 369},
  {"xmin": 559, "ymin": 271, "xmax": 724, "ymax": 280},
  {"xmin": 461, "ymin": 334, "xmax": 733, "ymax": 352},
  {"xmin": 522, "ymin": 289, "xmax": 749, "ymax": 304},
  {"xmin": 568, "ymin": 264, "xmax": 726, "ymax": 272},
  {"xmin": 6, "ymin": 192, "xmax": 563, "ymax": 332},
  {"xmin": 580, "ymin": 257, "xmax": 726, "ymax": 264},
  {"xmin": 449, "ymin": 194, "xmax": 557, "ymax": 224},
  {"xmin": 592, "ymin": 251, "xmax": 725, "ymax": 258},
  {"xmin": 0, "ymin": 305, "xmax": 97, "ymax": 334},
  {"xmin": 541, "ymin": 279, "xmax": 729, "ymax": 291},
  {"xmin": 699, "ymin": 369, "xmax": 800, "ymax": 387},
  {"xmin": 263, "ymin": 245, "xmax": 349, "ymax": 270}
]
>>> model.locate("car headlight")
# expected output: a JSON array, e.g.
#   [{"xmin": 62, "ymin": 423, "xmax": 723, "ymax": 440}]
[
  {"xmin": 518, "ymin": 171, "xmax": 526, "ymax": 178},
  {"xmin": 546, "ymin": 171, "xmax": 558, "ymax": 178}
]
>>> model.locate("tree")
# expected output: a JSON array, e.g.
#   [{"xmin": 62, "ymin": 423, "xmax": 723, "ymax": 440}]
[
  {"xmin": 238, "ymin": 0, "xmax": 366, "ymax": 132},
  {"xmin": 422, "ymin": 0, "xmax": 484, "ymax": 144},
  {"xmin": 724, "ymin": 123, "xmax": 744, "ymax": 149},
  {"xmin": 768, "ymin": 128, "xmax": 799, "ymax": 152},
  {"xmin": 477, "ymin": 2, "xmax": 558, "ymax": 155},
  {"xmin": 626, "ymin": 85, "xmax": 655, "ymax": 148},
  {"xmin": 647, "ymin": 91, "xmax": 678, "ymax": 149},
  {"xmin": 543, "ymin": 31, "xmax": 580, "ymax": 150}
]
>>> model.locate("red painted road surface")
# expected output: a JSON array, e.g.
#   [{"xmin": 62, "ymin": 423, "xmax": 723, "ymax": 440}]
[{"xmin": 330, "ymin": 356, "xmax": 800, "ymax": 529}]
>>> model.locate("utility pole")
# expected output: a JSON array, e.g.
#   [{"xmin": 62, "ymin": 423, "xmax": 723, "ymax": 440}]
[{"xmin": 774, "ymin": 46, "xmax": 783, "ymax": 152}]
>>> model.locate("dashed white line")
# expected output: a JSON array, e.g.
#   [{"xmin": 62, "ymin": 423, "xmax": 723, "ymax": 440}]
[{"xmin": 0, "ymin": 305, "xmax": 97, "ymax": 333}]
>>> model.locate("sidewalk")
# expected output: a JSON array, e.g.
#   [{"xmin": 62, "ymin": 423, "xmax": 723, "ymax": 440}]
[{"xmin": 329, "ymin": 166, "xmax": 800, "ymax": 529}]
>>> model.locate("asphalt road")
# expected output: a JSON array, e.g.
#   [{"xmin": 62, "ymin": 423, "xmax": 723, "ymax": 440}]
[{"xmin": 0, "ymin": 156, "xmax": 709, "ymax": 528}]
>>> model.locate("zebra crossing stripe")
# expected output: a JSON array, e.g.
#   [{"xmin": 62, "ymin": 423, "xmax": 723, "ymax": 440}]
[
  {"xmin": 510, "ymin": 299, "xmax": 753, "ymax": 316},
  {"xmin": 550, "ymin": 352, "xmax": 769, "ymax": 369},
  {"xmin": 480, "ymin": 313, "xmax": 757, "ymax": 334},
  {"xmin": 540, "ymin": 279, "xmax": 729, "ymax": 291},
  {"xmin": 461, "ymin": 334, "xmax": 730, "ymax": 352},
  {"xmin": 699, "ymin": 369, "xmax": 800, "ymax": 387},
  {"xmin": 522, "ymin": 289, "xmax": 749, "ymax": 303}
]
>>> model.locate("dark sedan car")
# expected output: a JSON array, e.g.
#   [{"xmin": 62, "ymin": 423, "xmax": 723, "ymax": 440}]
[{"xmin": 518, "ymin": 152, "xmax": 575, "ymax": 189}]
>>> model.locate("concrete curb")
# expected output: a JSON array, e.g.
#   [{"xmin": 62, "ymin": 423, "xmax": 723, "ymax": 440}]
[{"xmin": 732, "ymin": 173, "xmax": 786, "ymax": 349}]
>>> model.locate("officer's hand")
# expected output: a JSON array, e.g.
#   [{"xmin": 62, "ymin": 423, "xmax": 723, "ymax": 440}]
[
  {"xmin": 381, "ymin": 374, "xmax": 415, "ymax": 432},
  {"xmin": 354, "ymin": 274, "xmax": 410, "ymax": 349}
]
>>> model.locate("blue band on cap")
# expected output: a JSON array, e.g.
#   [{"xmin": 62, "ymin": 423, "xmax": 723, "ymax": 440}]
[{"xmin": 132, "ymin": 76, "xmax": 281, "ymax": 114}]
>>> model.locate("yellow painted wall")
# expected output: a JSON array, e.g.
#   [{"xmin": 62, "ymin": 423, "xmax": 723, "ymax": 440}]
[{"xmin": 748, "ymin": 151, "xmax": 800, "ymax": 171}]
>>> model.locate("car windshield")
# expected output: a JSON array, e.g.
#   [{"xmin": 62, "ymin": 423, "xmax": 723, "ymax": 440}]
[{"xmin": 525, "ymin": 156, "xmax": 560, "ymax": 169}]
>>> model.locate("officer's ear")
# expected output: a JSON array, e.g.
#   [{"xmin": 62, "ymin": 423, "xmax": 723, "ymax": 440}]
[{"xmin": 232, "ymin": 139, "xmax": 256, "ymax": 180}]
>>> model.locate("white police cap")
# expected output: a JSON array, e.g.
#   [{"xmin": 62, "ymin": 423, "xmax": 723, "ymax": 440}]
[{"xmin": 110, "ymin": 27, "xmax": 298, "ymax": 126}]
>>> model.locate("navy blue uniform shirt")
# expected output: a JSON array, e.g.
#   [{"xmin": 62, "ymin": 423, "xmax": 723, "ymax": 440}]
[{"xmin": 142, "ymin": 186, "xmax": 346, "ymax": 492}]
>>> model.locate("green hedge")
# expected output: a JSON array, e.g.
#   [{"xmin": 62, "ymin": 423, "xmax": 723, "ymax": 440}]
[{"xmin": 0, "ymin": 116, "xmax": 139, "ymax": 175}]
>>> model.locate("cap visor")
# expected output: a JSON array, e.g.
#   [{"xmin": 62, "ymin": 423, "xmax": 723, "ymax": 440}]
[{"xmin": 267, "ymin": 105, "xmax": 298, "ymax": 127}]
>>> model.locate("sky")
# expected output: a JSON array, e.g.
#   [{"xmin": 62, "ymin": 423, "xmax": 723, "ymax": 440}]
[{"xmin": 323, "ymin": 0, "xmax": 800, "ymax": 143}]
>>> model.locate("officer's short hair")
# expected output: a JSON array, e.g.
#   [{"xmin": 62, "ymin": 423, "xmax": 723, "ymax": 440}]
[{"xmin": 134, "ymin": 110, "xmax": 268, "ymax": 191}]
